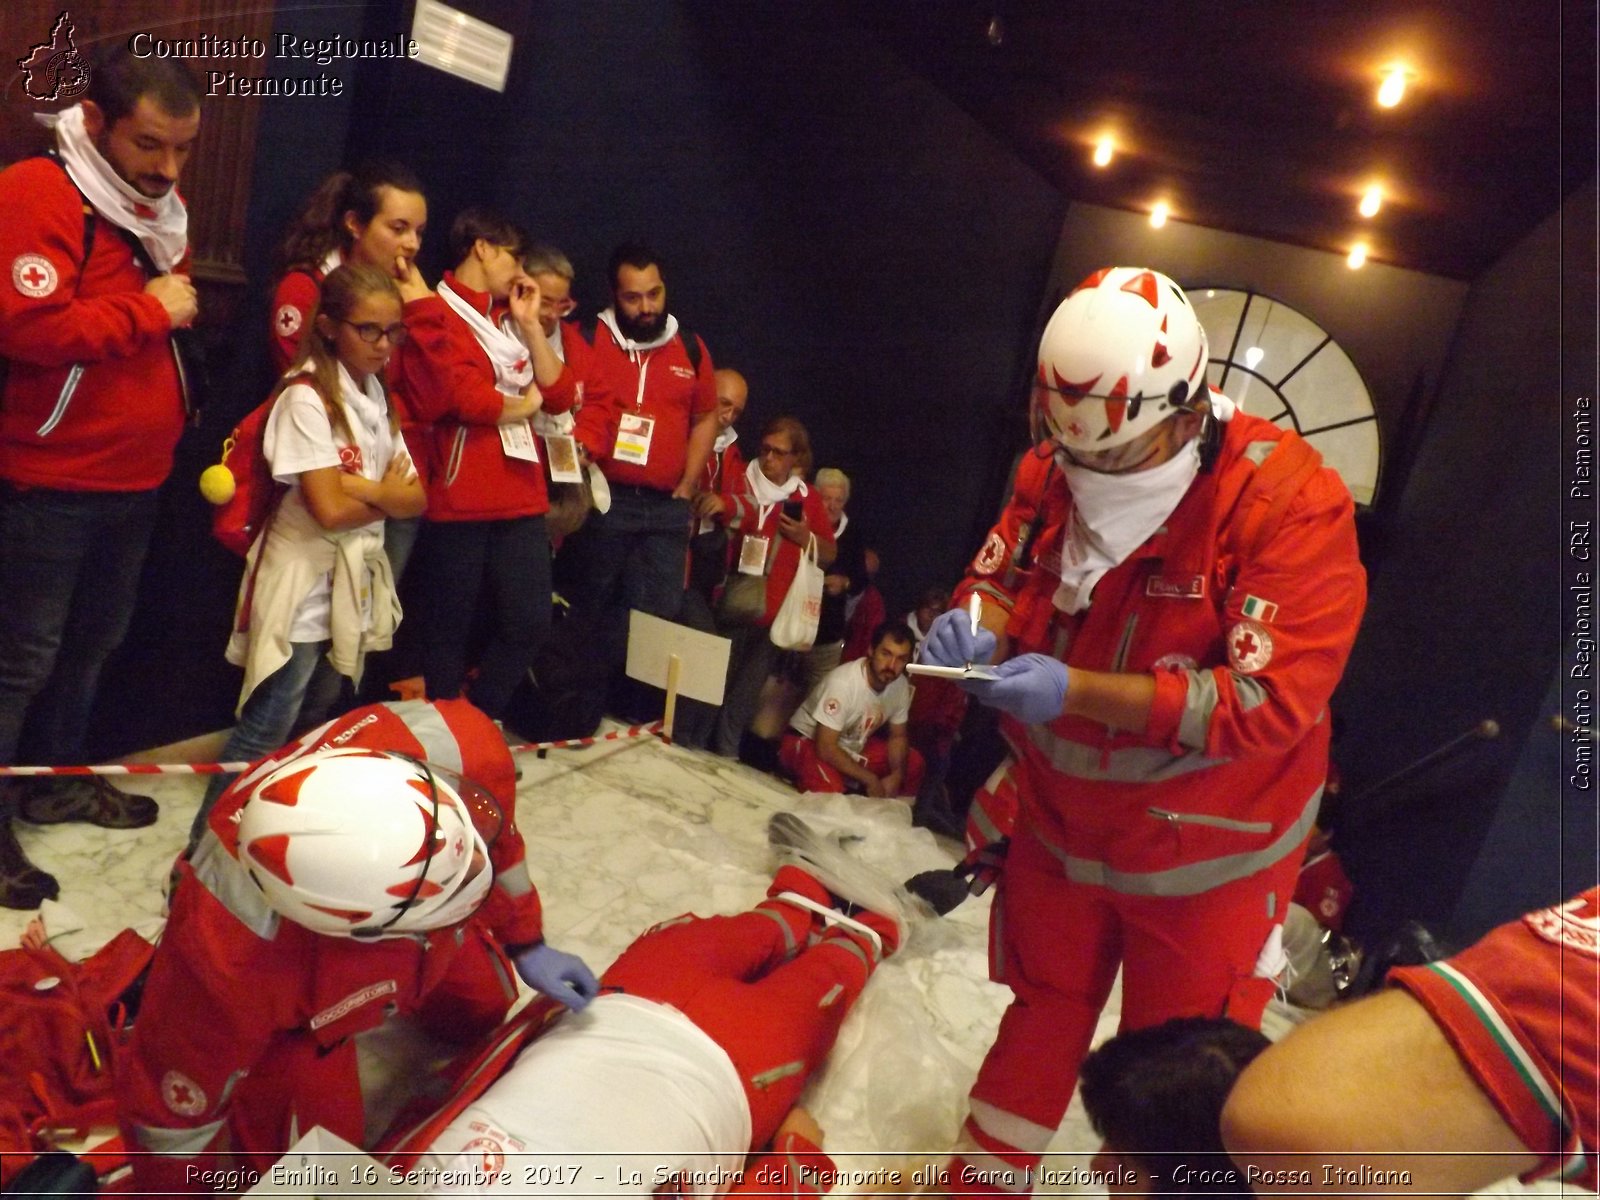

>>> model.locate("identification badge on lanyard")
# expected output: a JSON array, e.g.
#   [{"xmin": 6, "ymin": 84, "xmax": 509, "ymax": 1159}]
[
  {"xmin": 614, "ymin": 413, "xmax": 655, "ymax": 465},
  {"xmin": 544, "ymin": 433, "xmax": 583, "ymax": 482},
  {"xmin": 738, "ymin": 533, "xmax": 772, "ymax": 575},
  {"xmin": 499, "ymin": 419, "xmax": 540, "ymax": 463}
]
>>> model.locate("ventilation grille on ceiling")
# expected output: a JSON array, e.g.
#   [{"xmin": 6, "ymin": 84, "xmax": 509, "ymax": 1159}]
[{"xmin": 411, "ymin": 0, "xmax": 513, "ymax": 93}]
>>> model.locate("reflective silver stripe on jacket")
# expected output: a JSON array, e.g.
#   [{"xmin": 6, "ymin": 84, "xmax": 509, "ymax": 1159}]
[
  {"xmin": 131, "ymin": 1117, "xmax": 227, "ymax": 1156},
  {"xmin": 388, "ymin": 699, "xmax": 465, "ymax": 773},
  {"xmin": 1037, "ymin": 785, "xmax": 1322, "ymax": 897},
  {"xmin": 1177, "ymin": 669, "xmax": 1270, "ymax": 750},
  {"xmin": 968, "ymin": 1097, "xmax": 1058, "ymax": 1154},
  {"xmin": 190, "ymin": 833, "xmax": 279, "ymax": 938},
  {"xmin": 1024, "ymin": 723, "xmax": 1228, "ymax": 782}
]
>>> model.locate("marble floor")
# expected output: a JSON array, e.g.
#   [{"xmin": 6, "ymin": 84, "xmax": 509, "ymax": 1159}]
[{"xmin": 2, "ymin": 722, "xmax": 1559, "ymax": 1197}]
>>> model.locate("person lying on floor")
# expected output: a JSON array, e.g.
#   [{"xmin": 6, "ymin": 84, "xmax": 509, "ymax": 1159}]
[{"xmin": 383, "ymin": 812, "xmax": 909, "ymax": 1198}]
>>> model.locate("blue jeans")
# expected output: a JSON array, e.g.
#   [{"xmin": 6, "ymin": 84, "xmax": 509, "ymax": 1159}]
[
  {"xmin": 0, "ymin": 485, "xmax": 158, "ymax": 765},
  {"xmin": 563, "ymin": 485, "xmax": 692, "ymax": 672},
  {"xmin": 191, "ymin": 641, "xmax": 326, "ymax": 849}
]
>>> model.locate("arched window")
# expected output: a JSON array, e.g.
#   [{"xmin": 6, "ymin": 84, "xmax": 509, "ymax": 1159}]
[{"xmin": 1190, "ymin": 288, "xmax": 1381, "ymax": 507}]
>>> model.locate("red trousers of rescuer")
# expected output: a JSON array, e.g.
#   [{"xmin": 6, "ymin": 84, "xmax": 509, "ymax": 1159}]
[{"xmin": 777, "ymin": 731, "xmax": 925, "ymax": 797}]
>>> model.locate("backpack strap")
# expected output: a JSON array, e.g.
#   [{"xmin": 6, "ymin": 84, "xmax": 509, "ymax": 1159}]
[
  {"xmin": 39, "ymin": 151, "xmax": 95, "ymax": 275},
  {"xmin": 677, "ymin": 321, "xmax": 701, "ymax": 372}
]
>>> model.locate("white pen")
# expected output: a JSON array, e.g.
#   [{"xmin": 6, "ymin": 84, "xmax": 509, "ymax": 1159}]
[{"xmin": 966, "ymin": 593, "xmax": 982, "ymax": 669}]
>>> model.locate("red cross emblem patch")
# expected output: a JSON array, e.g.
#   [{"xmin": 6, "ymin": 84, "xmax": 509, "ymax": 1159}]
[
  {"xmin": 1227, "ymin": 620, "xmax": 1273, "ymax": 674},
  {"xmin": 11, "ymin": 254, "xmax": 57, "ymax": 298},
  {"xmin": 161, "ymin": 1069, "xmax": 207, "ymax": 1117},
  {"xmin": 274, "ymin": 303, "xmax": 302, "ymax": 338}
]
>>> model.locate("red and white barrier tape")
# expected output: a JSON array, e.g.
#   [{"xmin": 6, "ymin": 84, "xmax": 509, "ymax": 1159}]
[{"xmin": 0, "ymin": 721, "xmax": 667, "ymax": 777}]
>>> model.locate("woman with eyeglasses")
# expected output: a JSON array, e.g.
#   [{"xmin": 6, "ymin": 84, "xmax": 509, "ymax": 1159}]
[
  {"xmin": 693, "ymin": 416, "xmax": 836, "ymax": 758},
  {"xmin": 190, "ymin": 265, "xmax": 425, "ymax": 845}
]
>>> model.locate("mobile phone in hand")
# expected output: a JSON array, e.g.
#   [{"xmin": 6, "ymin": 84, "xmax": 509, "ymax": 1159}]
[{"xmin": 783, "ymin": 497, "xmax": 804, "ymax": 521}]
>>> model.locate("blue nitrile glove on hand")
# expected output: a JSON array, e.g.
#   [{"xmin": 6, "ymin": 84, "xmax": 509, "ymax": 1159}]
[
  {"xmin": 920, "ymin": 608, "xmax": 997, "ymax": 668},
  {"xmin": 512, "ymin": 942, "xmax": 600, "ymax": 1012},
  {"xmin": 965, "ymin": 654, "xmax": 1070, "ymax": 724}
]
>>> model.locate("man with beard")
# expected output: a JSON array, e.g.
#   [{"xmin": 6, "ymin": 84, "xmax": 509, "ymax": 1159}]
[
  {"xmin": 0, "ymin": 46, "xmax": 201, "ymax": 909},
  {"xmin": 779, "ymin": 621, "xmax": 925, "ymax": 799},
  {"xmin": 566, "ymin": 244, "xmax": 718, "ymax": 700}
]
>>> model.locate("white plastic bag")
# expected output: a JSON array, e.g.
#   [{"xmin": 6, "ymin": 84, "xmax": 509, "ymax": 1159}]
[{"xmin": 769, "ymin": 533, "xmax": 823, "ymax": 650}]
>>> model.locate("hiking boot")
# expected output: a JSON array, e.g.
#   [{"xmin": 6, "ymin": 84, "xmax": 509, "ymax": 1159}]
[
  {"xmin": 0, "ymin": 809, "xmax": 59, "ymax": 910},
  {"xmin": 18, "ymin": 776, "xmax": 159, "ymax": 829},
  {"xmin": 905, "ymin": 867, "xmax": 973, "ymax": 916}
]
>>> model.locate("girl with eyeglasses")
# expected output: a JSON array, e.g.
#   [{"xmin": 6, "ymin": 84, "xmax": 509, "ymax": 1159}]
[{"xmin": 190, "ymin": 265, "xmax": 425, "ymax": 847}]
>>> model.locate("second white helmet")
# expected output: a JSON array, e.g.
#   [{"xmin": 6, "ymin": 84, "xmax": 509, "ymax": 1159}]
[
  {"xmin": 236, "ymin": 748, "xmax": 500, "ymax": 939},
  {"xmin": 1035, "ymin": 267, "xmax": 1210, "ymax": 452}
]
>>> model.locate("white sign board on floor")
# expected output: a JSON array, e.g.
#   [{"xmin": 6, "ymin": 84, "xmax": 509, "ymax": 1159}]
[{"xmin": 625, "ymin": 610, "xmax": 731, "ymax": 705}]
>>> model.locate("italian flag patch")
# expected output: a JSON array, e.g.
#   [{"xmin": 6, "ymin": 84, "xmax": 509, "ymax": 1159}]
[{"xmin": 1241, "ymin": 594, "xmax": 1279, "ymax": 622}]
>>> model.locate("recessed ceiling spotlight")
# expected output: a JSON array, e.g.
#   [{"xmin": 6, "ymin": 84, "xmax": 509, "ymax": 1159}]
[
  {"xmin": 1377, "ymin": 67, "xmax": 1409, "ymax": 108},
  {"xmin": 1359, "ymin": 185, "xmax": 1383, "ymax": 218},
  {"xmin": 1244, "ymin": 346, "xmax": 1265, "ymax": 369},
  {"xmin": 1149, "ymin": 202, "xmax": 1169, "ymax": 229},
  {"xmin": 1347, "ymin": 243, "xmax": 1369, "ymax": 269},
  {"xmin": 986, "ymin": 15, "xmax": 1005, "ymax": 46},
  {"xmin": 1093, "ymin": 136, "xmax": 1114, "ymax": 168}
]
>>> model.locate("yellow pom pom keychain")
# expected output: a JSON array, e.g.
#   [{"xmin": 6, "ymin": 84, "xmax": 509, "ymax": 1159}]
[{"xmin": 199, "ymin": 437, "xmax": 237, "ymax": 506}]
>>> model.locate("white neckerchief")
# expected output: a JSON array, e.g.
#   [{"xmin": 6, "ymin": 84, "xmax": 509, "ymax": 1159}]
[
  {"xmin": 598, "ymin": 306, "xmax": 679, "ymax": 355},
  {"xmin": 548, "ymin": 320, "xmax": 566, "ymax": 364},
  {"xmin": 833, "ymin": 511, "xmax": 849, "ymax": 539},
  {"xmin": 317, "ymin": 246, "xmax": 343, "ymax": 278},
  {"xmin": 336, "ymin": 361, "xmax": 388, "ymax": 449},
  {"xmin": 744, "ymin": 458, "xmax": 805, "ymax": 528},
  {"xmin": 713, "ymin": 425, "xmax": 738, "ymax": 455},
  {"xmin": 437, "ymin": 279, "xmax": 535, "ymax": 398},
  {"xmin": 597, "ymin": 307, "xmax": 682, "ymax": 410},
  {"xmin": 1052, "ymin": 438, "xmax": 1201, "ymax": 614},
  {"xmin": 39, "ymin": 104, "xmax": 188, "ymax": 272}
]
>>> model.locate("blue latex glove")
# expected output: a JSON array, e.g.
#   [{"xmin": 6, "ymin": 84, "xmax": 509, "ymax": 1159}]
[
  {"xmin": 920, "ymin": 607, "xmax": 997, "ymax": 668},
  {"xmin": 512, "ymin": 942, "xmax": 600, "ymax": 1012},
  {"xmin": 964, "ymin": 654, "xmax": 1070, "ymax": 724}
]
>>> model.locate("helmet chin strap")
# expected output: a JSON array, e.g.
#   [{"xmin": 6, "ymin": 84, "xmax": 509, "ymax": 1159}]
[{"xmin": 352, "ymin": 753, "xmax": 440, "ymax": 939}]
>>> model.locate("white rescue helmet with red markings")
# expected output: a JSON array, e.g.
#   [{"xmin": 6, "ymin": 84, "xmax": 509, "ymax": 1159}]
[
  {"xmin": 1035, "ymin": 266, "xmax": 1210, "ymax": 451},
  {"xmin": 236, "ymin": 748, "xmax": 500, "ymax": 939}
]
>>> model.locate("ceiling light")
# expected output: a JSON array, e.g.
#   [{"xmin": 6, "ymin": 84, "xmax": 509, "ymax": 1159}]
[
  {"xmin": 1149, "ymin": 202, "xmax": 1169, "ymax": 229},
  {"xmin": 1347, "ymin": 243, "xmax": 1369, "ymax": 270},
  {"xmin": 1359, "ymin": 185, "xmax": 1383, "ymax": 218},
  {"xmin": 1377, "ymin": 68, "xmax": 1409, "ymax": 108},
  {"xmin": 1093, "ymin": 136, "xmax": 1114, "ymax": 168},
  {"xmin": 1244, "ymin": 346, "xmax": 1265, "ymax": 369}
]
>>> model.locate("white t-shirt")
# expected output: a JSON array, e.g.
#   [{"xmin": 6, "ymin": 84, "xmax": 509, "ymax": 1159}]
[
  {"xmin": 263, "ymin": 364, "xmax": 396, "ymax": 643},
  {"xmin": 418, "ymin": 994, "xmax": 751, "ymax": 1197},
  {"xmin": 789, "ymin": 657, "xmax": 912, "ymax": 761}
]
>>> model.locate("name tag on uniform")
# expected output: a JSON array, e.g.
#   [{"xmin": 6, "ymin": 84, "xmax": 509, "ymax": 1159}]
[
  {"xmin": 738, "ymin": 533, "xmax": 772, "ymax": 575},
  {"xmin": 614, "ymin": 413, "xmax": 655, "ymax": 465},
  {"xmin": 499, "ymin": 419, "xmax": 540, "ymax": 463},
  {"xmin": 1146, "ymin": 574, "xmax": 1206, "ymax": 599},
  {"xmin": 544, "ymin": 433, "xmax": 582, "ymax": 482}
]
